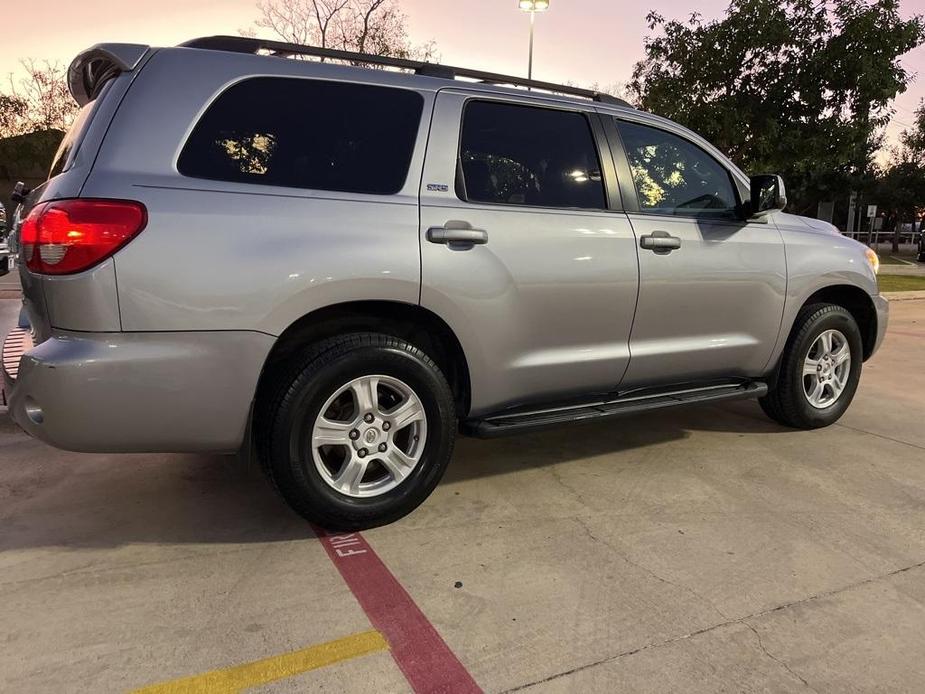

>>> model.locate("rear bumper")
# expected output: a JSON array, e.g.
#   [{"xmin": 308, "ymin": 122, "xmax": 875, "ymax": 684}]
[
  {"xmin": 871, "ymin": 293, "xmax": 889, "ymax": 358},
  {"xmin": 2, "ymin": 328, "xmax": 274, "ymax": 453}
]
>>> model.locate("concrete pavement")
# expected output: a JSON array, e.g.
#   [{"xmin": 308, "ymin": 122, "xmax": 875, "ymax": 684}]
[{"xmin": 1, "ymin": 298, "xmax": 924, "ymax": 692}]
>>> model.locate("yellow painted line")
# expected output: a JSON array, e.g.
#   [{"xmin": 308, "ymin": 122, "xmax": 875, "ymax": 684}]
[{"xmin": 130, "ymin": 630, "xmax": 388, "ymax": 694}]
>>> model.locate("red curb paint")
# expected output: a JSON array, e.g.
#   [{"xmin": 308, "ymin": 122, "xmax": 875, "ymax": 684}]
[{"xmin": 314, "ymin": 527, "xmax": 482, "ymax": 694}]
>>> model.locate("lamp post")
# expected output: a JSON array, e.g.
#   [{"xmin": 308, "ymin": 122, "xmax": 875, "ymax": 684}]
[{"xmin": 518, "ymin": 0, "xmax": 549, "ymax": 80}]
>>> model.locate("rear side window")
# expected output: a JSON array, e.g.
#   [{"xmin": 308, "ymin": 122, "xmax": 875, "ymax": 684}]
[
  {"xmin": 179, "ymin": 78, "xmax": 424, "ymax": 195},
  {"xmin": 458, "ymin": 101, "xmax": 606, "ymax": 210}
]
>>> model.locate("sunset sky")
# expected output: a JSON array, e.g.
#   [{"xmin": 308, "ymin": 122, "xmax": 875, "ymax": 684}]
[{"xmin": 4, "ymin": 0, "xmax": 925, "ymax": 160}]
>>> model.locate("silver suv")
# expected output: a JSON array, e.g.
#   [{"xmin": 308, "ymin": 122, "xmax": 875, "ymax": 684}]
[{"xmin": 2, "ymin": 37, "xmax": 888, "ymax": 528}]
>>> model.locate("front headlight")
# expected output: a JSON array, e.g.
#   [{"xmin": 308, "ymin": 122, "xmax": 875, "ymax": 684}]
[{"xmin": 865, "ymin": 248, "xmax": 880, "ymax": 275}]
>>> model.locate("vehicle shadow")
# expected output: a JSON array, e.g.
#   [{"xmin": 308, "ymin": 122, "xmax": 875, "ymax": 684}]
[
  {"xmin": 442, "ymin": 398, "xmax": 788, "ymax": 485},
  {"xmin": 0, "ymin": 414, "xmax": 313, "ymax": 551},
  {"xmin": 0, "ymin": 399, "xmax": 787, "ymax": 551}
]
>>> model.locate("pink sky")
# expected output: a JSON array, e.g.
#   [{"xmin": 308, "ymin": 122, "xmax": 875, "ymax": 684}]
[{"xmin": 4, "ymin": 0, "xmax": 925, "ymax": 158}]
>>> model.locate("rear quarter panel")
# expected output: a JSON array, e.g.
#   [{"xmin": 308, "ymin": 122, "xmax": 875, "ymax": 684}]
[
  {"xmin": 83, "ymin": 48, "xmax": 434, "ymax": 334},
  {"xmin": 14, "ymin": 69, "xmax": 148, "ymax": 335}
]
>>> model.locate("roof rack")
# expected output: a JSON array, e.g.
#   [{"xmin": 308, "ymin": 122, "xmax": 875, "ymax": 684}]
[{"xmin": 180, "ymin": 35, "xmax": 633, "ymax": 108}]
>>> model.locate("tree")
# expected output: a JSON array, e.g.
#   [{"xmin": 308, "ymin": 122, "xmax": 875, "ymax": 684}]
[
  {"xmin": 247, "ymin": 0, "xmax": 436, "ymax": 60},
  {"xmin": 0, "ymin": 94, "xmax": 28, "ymax": 139},
  {"xmin": 1, "ymin": 60, "xmax": 77, "ymax": 138},
  {"xmin": 630, "ymin": 0, "xmax": 925, "ymax": 220},
  {"xmin": 877, "ymin": 102, "xmax": 925, "ymax": 251}
]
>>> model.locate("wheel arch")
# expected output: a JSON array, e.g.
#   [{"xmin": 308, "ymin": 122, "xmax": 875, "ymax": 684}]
[
  {"xmin": 798, "ymin": 284, "xmax": 878, "ymax": 360},
  {"xmin": 254, "ymin": 300, "xmax": 472, "ymax": 417}
]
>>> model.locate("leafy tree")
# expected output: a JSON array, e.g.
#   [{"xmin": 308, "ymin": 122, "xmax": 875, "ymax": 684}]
[
  {"xmin": 247, "ymin": 0, "xmax": 437, "ymax": 60},
  {"xmin": 630, "ymin": 0, "xmax": 925, "ymax": 219},
  {"xmin": 0, "ymin": 94, "xmax": 29, "ymax": 139},
  {"xmin": 0, "ymin": 61, "xmax": 73, "ymax": 201},
  {"xmin": 877, "ymin": 102, "xmax": 925, "ymax": 251}
]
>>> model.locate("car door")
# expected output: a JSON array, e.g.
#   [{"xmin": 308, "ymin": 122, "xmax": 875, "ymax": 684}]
[
  {"xmin": 603, "ymin": 116, "xmax": 787, "ymax": 387},
  {"xmin": 419, "ymin": 91, "xmax": 640, "ymax": 416}
]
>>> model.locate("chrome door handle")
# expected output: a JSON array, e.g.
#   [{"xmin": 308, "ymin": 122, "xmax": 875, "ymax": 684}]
[
  {"xmin": 427, "ymin": 222, "xmax": 488, "ymax": 247},
  {"xmin": 639, "ymin": 231, "xmax": 681, "ymax": 253}
]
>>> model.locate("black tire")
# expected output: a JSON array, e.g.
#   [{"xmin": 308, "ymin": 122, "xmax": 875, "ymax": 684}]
[
  {"xmin": 257, "ymin": 333, "xmax": 456, "ymax": 530},
  {"xmin": 759, "ymin": 303, "xmax": 863, "ymax": 429}
]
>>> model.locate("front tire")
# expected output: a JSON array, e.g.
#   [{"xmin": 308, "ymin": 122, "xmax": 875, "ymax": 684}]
[
  {"xmin": 258, "ymin": 333, "xmax": 456, "ymax": 530},
  {"xmin": 759, "ymin": 303, "xmax": 863, "ymax": 429}
]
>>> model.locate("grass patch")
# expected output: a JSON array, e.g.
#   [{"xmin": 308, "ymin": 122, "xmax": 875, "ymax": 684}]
[
  {"xmin": 878, "ymin": 274, "xmax": 925, "ymax": 292},
  {"xmin": 879, "ymin": 254, "xmax": 914, "ymax": 266}
]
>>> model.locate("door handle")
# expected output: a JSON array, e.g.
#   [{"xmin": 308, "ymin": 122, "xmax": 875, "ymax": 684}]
[
  {"xmin": 427, "ymin": 221, "xmax": 488, "ymax": 248},
  {"xmin": 639, "ymin": 231, "xmax": 681, "ymax": 253}
]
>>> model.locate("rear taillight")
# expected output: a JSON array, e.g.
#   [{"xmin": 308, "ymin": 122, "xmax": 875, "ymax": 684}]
[{"xmin": 20, "ymin": 199, "xmax": 147, "ymax": 275}]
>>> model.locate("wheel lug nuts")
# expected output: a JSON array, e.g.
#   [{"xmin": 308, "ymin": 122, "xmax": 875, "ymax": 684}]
[
  {"xmin": 358, "ymin": 448, "xmax": 368, "ymax": 458},
  {"xmin": 364, "ymin": 413, "xmax": 374, "ymax": 423},
  {"xmin": 382, "ymin": 422, "xmax": 391, "ymax": 431},
  {"xmin": 378, "ymin": 443, "xmax": 387, "ymax": 452},
  {"xmin": 349, "ymin": 429, "xmax": 359, "ymax": 440}
]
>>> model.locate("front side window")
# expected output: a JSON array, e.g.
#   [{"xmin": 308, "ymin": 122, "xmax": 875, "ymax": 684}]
[
  {"xmin": 616, "ymin": 120, "xmax": 738, "ymax": 218},
  {"xmin": 458, "ymin": 101, "xmax": 606, "ymax": 210},
  {"xmin": 179, "ymin": 78, "xmax": 424, "ymax": 195}
]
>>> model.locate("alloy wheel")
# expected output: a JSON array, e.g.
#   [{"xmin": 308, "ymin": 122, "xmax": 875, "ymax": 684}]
[
  {"xmin": 802, "ymin": 329, "xmax": 851, "ymax": 409},
  {"xmin": 310, "ymin": 375, "xmax": 427, "ymax": 497}
]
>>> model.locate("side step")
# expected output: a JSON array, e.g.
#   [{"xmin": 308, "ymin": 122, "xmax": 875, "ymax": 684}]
[{"xmin": 462, "ymin": 381, "xmax": 768, "ymax": 438}]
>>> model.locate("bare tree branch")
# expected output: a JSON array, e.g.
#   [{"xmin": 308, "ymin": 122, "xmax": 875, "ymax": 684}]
[
  {"xmin": 1, "ymin": 60, "xmax": 77, "ymax": 138},
  {"xmin": 247, "ymin": 0, "xmax": 437, "ymax": 61}
]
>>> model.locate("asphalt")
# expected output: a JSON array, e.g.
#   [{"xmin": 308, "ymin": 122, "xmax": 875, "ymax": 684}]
[
  {"xmin": 0, "ymin": 269, "xmax": 22, "ymax": 299},
  {"xmin": 1, "ymin": 296, "xmax": 924, "ymax": 693}
]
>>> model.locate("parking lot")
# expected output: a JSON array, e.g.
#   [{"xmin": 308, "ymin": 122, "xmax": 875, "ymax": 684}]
[{"xmin": 1, "ymin": 294, "xmax": 924, "ymax": 693}]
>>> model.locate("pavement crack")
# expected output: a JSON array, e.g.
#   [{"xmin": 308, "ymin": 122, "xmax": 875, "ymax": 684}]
[
  {"xmin": 548, "ymin": 465, "xmax": 588, "ymax": 505},
  {"xmin": 572, "ymin": 516, "xmax": 728, "ymax": 622},
  {"xmin": 743, "ymin": 621, "xmax": 818, "ymax": 692},
  {"xmin": 833, "ymin": 422, "xmax": 925, "ymax": 452},
  {"xmin": 502, "ymin": 557, "xmax": 925, "ymax": 693}
]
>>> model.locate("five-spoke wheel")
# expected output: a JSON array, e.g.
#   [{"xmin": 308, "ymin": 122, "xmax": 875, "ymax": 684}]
[
  {"xmin": 259, "ymin": 333, "xmax": 456, "ymax": 530},
  {"xmin": 311, "ymin": 375, "xmax": 427, "ymax": 497},
  {"xmin": 760, "ymin": 303, "xmax": 862, "ymax": 429},
  {"xmin": 802, "ymin": 329, "xmax": 851, "ymax": 409}
]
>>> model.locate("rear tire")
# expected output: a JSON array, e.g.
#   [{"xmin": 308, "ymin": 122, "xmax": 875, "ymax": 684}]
[
  {"xmin": 257, "ymin": 333, "xmax": 456, "ymax": 530},
  {"xmin": 759, "ymin": 303, "xmax": 862, "ymax": 429}
]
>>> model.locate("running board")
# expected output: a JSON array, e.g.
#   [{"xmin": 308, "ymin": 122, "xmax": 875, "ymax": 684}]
[{"xmin": 462, "ymin": 381, "xmax": 767, "ymax": 438}]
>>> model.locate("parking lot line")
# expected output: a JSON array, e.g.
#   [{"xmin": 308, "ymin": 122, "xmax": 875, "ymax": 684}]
[
  {"xmin": 315, "ymin": 528, "xmax": 482, "ymax": 693},
  {"xmin": 129, "ymin": 629, "xmax": 388, "ymax": 694}
]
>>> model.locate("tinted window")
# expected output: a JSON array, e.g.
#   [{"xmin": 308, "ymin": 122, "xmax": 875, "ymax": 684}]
[
  {"xmin": 48, "ymin": 80, "xmax": 114, "ymax": 180},
  {"xmin": 179, "ymin": 78, "xmax": 424, "ymax": 195},
  {"xmin": 458, "ymin": 101, "xmax": 606, "ymax": 210},
  {"xmin": 616, "ymin": 120, "xmax": 738, "ymax": 218}
]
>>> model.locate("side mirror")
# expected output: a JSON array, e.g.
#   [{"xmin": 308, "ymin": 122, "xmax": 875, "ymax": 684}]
[
  {"xmin": 10, "ymin": 181, "xmax": 31, "ymax": 204},
  {"xmin": 748, "ymin": 174, "xmax": 787, "ymax": 217}
]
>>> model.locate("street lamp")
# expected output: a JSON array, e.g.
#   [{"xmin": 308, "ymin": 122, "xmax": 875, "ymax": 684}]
[{"xmin": 518, "ymin": 0, "xmax": 549, "ymax": 81}]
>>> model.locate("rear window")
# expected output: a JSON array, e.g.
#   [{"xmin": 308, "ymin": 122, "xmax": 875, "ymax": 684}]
[
  {"xmin": 178, "ymin": 77, "xmax": 424, "ymax": 195},
  {"xmin": 48, "ymin": 80, "xmax": 113, "ymax": 179}
]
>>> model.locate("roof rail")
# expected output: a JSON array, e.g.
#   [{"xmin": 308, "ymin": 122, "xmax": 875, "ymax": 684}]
[{"xmin": 180, "ymin": 35, "xmax": 633, "ymax": 108}]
